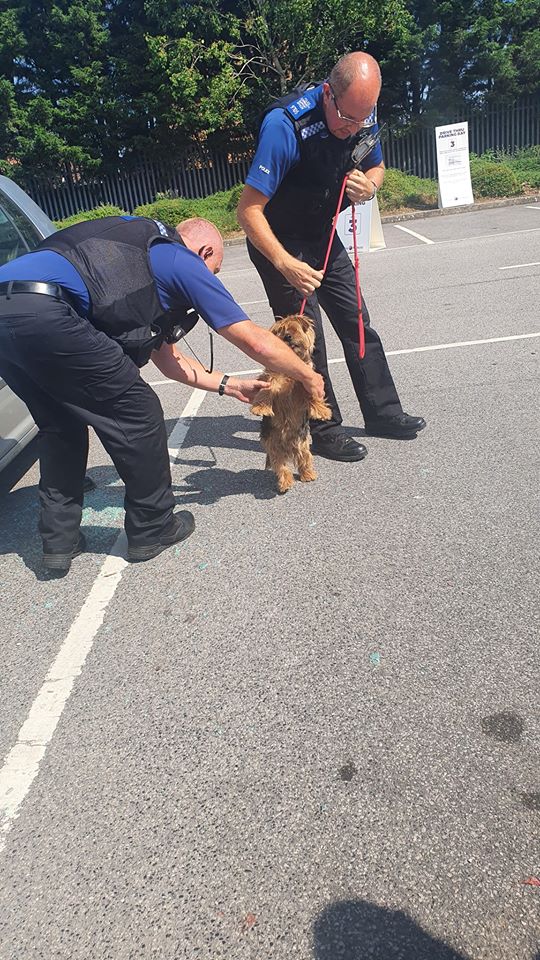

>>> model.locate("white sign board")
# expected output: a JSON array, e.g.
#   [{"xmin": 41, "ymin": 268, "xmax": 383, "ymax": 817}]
[
  {"xmin": 435, "ymin": 122, "xmax": 474, "ymax": 208},
  {"xmin": 336, "ymin": 196, "xmax": 386, "ymax": 254}
]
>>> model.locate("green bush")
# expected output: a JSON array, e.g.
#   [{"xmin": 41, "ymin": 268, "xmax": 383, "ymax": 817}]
[
  {"xmin": 133, "ymin": 187, "xmax": 241, "ymax": 235},
  {"xmin": 469, "ymin": 158, "xmax": 521, "ymax": 198},
  {"xmin": 133, "ymin": 197, "xmax": 198, "ymax": 226},
  {"xmin": 55, "ymin": 204, "xmax": 127, "ymax": 230},
  {"xmin": 506, "ymin": 146, "xmax": 540, "ymax": 188},
  {"xmin": 226, "ymin": 183, "xmax": 244, "ymax": 211},
  {"xmin": 0, "ymin": 161, "xmax": 15, "ymax": 178},
  {"xmin": 378, "ymin": 168, "xmax": 438, "ymax": 213},
  {"xmin": 510, "ymin": 145, "xmax": 540, "ymax": 170},
  {"xmin": 54, "ymin": 190, "xmax": 243, "ymax": 237}
]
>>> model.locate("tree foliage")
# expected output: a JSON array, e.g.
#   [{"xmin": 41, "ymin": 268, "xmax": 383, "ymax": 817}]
[{"xmin": 0, "ymin": 0, "xmax": 538, "ymax": 177}]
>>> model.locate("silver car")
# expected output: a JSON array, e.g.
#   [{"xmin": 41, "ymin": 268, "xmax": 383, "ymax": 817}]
[{"xmin": 0, "ymin": 176, "xmax": 56, "ymax": 471}]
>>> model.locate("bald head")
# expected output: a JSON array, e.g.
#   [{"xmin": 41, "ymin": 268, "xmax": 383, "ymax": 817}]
[
  {"xmin": 323, "ymin": 52, "xmax": 381, "ymax": 139},
  {"xmin": 176, "ymin": 217, "xmax": 224, "ymax": 274},
  {"xmin": 329, "ymin": 52, "xmax": 381, "ymax": 98}
]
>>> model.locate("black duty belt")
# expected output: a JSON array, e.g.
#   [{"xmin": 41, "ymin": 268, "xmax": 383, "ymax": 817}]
[{"xmin": 0, "ymin": 280, "xmax": 77, "ymax": 306}]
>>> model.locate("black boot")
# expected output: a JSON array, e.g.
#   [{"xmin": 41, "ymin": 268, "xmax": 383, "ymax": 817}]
[
  {"xmin": 365, "ymin": 414, "xmax": 426, "ymax": 439},
  {"xmin": 311, "ymin": 433, "xmax": 368, "ymax": 462},
  {"xmin": 42, "ymin": 532, "xmax": 87, "ymax": 572},
  {"xmin": 127, "ymin": 510, "xmax": 195, "ymax": 562}
]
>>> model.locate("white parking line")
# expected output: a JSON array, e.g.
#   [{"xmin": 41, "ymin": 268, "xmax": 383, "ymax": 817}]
[
  {"xmin": 526, "ymin": 205, "xmax": 540, "ymax": 211},
  {"xmin": 386, "ymin": 225, "xmax": 540, "ymax": 251},
  {"xmin": 0, "ymin": 388, "xmax": 206, "ymax": 854},
  {"xmin": 383, "ymin": 332, "xmax": 540, "ymax": 356},
  {"xmin": 393, "ymin": 224, "xmax": 435, "ymax": 244},
  {"xmin": 499, "ymin": 261, "xmax": 540, "ymax": 270},
  {"xmin": 148, "ymin": 332, "xmax": 540, "ymax": 381}
]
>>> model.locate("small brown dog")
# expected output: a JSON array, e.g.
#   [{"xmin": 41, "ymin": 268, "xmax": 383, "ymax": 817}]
[{"xmin": 250, "ymin": 314, "xmax": 332, "ymax": 492}]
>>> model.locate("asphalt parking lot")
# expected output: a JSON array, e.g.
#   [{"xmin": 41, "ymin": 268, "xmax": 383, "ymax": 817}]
[{"xmin": 0, "ymin": 203, "xmax": 539, "ymax": 959}]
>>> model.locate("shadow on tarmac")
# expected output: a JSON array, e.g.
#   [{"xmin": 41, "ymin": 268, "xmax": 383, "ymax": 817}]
[
  {"xmin": 0, "ymin": 461, "xmax": 122, "ymax": 582},
  {"xmin": 312, "ymin": 900, "xmax": 470, "ymax": 960},
  {"xmin": 173, "ymin": 466, "xmax": 278, "ymax": 505},
  {"xmin": 2, "ymin": 412, "xmax": 383, "ymax": 576},
  {"xmin": 0, "ymin": 432, "xmax": 279, "ymax": 581},
  {"xmin": 165, "ymin": 412, "xmax": 263, "ymax": 455}
]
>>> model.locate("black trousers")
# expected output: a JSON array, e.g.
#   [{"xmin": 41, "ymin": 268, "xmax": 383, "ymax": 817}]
[
  {"xmin": 247, "ymin": 233, "xmax": 402, "ymax": 436},
  {"xmin": 0, "ymin": 293, "xmax": 175, "ymax": 551}
]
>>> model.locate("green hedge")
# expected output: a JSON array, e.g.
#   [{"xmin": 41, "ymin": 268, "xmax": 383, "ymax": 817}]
[
  {"xmin": 469, "ymin": 157, "xmax": 521, "ymax": 198},
  {"xmin": 479, "ymin": 146, "xmax": 540, "ymax": 190},
  {"xmin": 55, "ymin": 204, "xmax": 127, "ymax": 230},
  {"xmin": 378, "ymin": 168, "xmax": 438, "ymax": 213},
  {"xmin": 54, "ymin": 190, "xmax": 242, "ymax": 234},
  {"xmin": 133, "ymin": 187, "xmax": 240, "ymax": 234}
]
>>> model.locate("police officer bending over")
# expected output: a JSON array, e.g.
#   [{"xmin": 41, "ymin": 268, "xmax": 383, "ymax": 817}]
[{"xmin": 0, "ymin": 215, "xmax": 324, "ymax": 572}]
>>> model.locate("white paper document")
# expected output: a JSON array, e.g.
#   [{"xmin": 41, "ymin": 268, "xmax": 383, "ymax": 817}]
[{"xmin": 435, "ymin": 122, "xmax": 474, "ymax": 208}]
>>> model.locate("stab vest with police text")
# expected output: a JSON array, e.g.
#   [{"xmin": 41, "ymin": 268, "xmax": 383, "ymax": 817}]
[
  {"xmin": 261, "ymin": 85, "xmax": 365, "ymax": 242},
  {"xmin": 39, "ymin": 216, "xmax": 199, "ymax": 366}
]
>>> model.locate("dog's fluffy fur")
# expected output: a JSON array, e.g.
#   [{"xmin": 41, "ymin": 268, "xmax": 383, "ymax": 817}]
[{"xmin": 250, "ymin": 314, "xmax": 332, "ymax": 493}]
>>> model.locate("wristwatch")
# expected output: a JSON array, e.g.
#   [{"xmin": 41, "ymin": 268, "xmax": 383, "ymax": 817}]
[{"xmin": 218, "ymin": 374, "xmax": 229, "ymax": 396}]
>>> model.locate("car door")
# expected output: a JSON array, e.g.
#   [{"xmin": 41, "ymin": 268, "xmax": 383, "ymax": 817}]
[{"xmin": 0, "ymin": 177, "xmax": 56, "ymax": 471}]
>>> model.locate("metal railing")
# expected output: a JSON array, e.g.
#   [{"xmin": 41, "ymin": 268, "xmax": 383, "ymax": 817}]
[{"xmin": 384, "ymin": 98, "xmax": 540, "ymax": 179}]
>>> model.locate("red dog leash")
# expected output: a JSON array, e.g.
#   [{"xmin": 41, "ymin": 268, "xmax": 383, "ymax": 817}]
[{"xmin": 299, "ymin": 173, "xmax": 365, "ymax": 359}]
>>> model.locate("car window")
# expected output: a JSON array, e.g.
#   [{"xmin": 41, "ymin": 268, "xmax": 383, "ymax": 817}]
[
  {"xmin": 0, "ymin": 190, "xmax": 45, "ymax": 392},
  {"xmin": 0, "ymin": 191, "xmax": 43, "ymax": 265}
]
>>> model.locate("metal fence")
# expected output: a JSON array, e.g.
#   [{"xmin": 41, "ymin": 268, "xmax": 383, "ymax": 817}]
[
  {"xmin": 384, "ymin": 97, "xmax": 540, "ymax": 179},
  {"xmin": 23, "ymin": 97, "xmax": 540, "ymax": 220},
  {"xmin": 24, "ymin": 141, "xmax": 255, "ymax": 222}
]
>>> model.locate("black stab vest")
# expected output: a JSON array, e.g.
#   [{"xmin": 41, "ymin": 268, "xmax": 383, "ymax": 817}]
[
  {"xmin": 39, "ymin": 216, "xmax": 199, "ymax": 367},
  {"xmin": 261, "ymin": 85, "xmax": 365, "ymax": 241}
]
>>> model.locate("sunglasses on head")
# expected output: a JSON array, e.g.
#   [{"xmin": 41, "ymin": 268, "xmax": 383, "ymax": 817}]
[{"xmin": 328, "ymin": 83, "xmax": 377, "ymax": 128}]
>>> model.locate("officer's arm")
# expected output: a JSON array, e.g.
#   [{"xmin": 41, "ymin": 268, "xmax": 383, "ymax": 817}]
[
  {"xmin": 151, "ymin": 342, "xmax": 266, "ymax": 404},
  {"xmin": 219, "ymin": 319, "xmax": 324, "ymax": 400},
  {"xmin": 237, "ymin": 186, "xmax": 324, "ymax": 298}
]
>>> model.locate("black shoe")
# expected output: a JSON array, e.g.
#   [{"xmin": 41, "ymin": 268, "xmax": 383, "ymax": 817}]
[
  {"xmin": 311, "ymin": 433, "xmax": 368, "ymax": 462},
  {"xmin": 43, "ymin": 532, "xmax": 87, "ymax": 572},
  {"xmin": 127, "ymin": 510, "xmax": 195, "ymax": 562},
  {"xmin": 365, "ymin": 413, "xmax": 427, "ymax": 439},
  {"xmin": 83, "ymin": 476, "xmax": 96, "ymax": 493}
]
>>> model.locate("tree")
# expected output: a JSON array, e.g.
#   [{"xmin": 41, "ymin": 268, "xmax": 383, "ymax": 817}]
[
  {"xmin": 0, "ymin": 0, "xmax": 111, "ymax": 174},
  {"xmin": 0, "ymin": 0, "xmax": 538, "ymax": 178},
  {"xmin": 390, "ymin": 0, "xmax": 540, "ymax": 122}
]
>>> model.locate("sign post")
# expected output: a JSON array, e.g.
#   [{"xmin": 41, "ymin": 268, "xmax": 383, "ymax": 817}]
[
  {"xmin": 435, "ymin": 122, "xmax": 474, "ymax": 208},
  {"xmin": 336, "ymin": 196, "xmax": 386, "ymax": 255}
]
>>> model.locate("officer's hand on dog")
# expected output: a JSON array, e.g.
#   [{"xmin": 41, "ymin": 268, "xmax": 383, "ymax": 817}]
[
  {"xmin": 345, "ymin": 169, "xmax": 376, "ymax": 203},
  {"xmin": 281, "ymin": 255, "xmax": 324, "ymax": 297},
  {"xmin": 224, "ymin": 377, "xmax": 268, "ymax": 404},
  {"xmin": 303, "ymin": 371, "xmax": 325, "ymax": 401}
]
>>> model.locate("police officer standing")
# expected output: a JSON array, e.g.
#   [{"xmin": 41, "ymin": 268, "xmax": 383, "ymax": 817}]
[
  {"xmin": 238, "ymin": 51, "xmax": 426, "ymax": 462},
  {"xmin": 0, "ymin": 215, "xmax": 324, "ymax": 572}
]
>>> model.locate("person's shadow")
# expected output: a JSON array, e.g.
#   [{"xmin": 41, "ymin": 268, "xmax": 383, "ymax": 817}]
[
  {"xmin": 0, "ymin": 417, "xmax": 280, "ymax": 579},
  {"xmin": 0, "ymin": 455, "xmax": 125, "ymax": 581},
  {"xmin": 313, "ymin": 900, "xmax": 470, "ymax": 960},
  {"xmin": 164, "ymin": 412, "xmax": 263, "ymax": 460},
  {"xmin": 165, "ymin": 412, "xmax": 282, "ymax": 504}
]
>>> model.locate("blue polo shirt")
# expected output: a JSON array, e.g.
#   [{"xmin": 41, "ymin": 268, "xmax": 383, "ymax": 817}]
[
  {"xmin": 246, "ymin": 84, "xmax": 383, "ymax": 199},
  {"xmin": 0, "ymin": 234, "xmax": 248, "ymax": 331}
]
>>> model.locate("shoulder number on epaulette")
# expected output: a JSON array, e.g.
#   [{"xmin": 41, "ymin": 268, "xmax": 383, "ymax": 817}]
[{"xmin": 285, "ymin": 92, "xmax": 317, "ymax": 120}]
